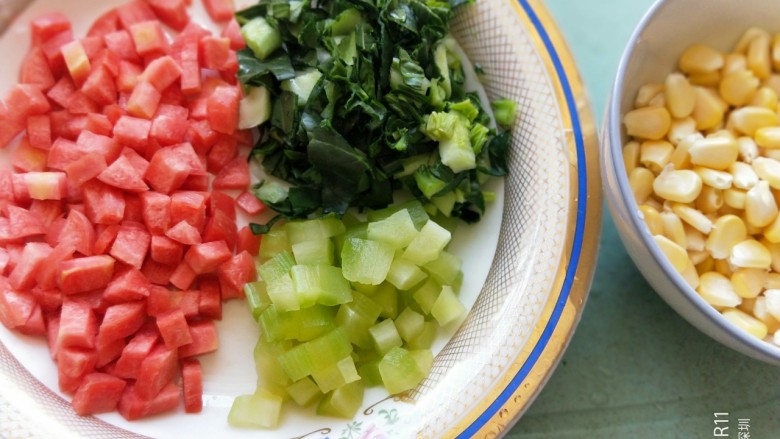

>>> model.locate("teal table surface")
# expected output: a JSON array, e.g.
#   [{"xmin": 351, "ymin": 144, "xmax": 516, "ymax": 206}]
[{"xmin": 507, "ymin": 1, "xmax": 780, "ymax": 438}]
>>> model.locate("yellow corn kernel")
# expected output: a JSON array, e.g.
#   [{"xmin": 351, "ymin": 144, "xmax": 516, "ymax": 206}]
[
  {"xmin": 734, "ymin": 27, "xmax": 770, "ymax": 54},
  {"xmin": 687, "ymin": 136, "xmax": 739, "ymax": 170},
  {"xmin": 679, "ymin": 44, "xmax": 724, "ymax": 74},
  {"xmin": 723, "ymin": 188, "xmax": 747, "ymax": 209},
  {"xmin": 763, "ymin": 74, "xmax": 780, "ymax": 96},
  {"xmin": 747, "ymin": 34, "xmax": 772, "ymax": 79},
  {"xmin": 623, "ymin": 141, "xmax": 640, "ymax": 174},
  {"xmin": 730, "ymin": 161, "xmax": 760, "ymax": 189},
  {"xmin": 744, "ymin": 212, "xmax": 765, "ymax": 235},
  {"xmin": 755, "ymin": 126, "xmax": 780, "ymax": 149},
  {"xmin": 629, "ymin": 167, "xmax": 655, "ymax": 204},
  {"xmin": 722, "ymin": 52, "xmax": 747, "ymax": 76},
  {"xmin": 739, "ymin": 297, "xmax": 757, "ymax": 314},
  {"xmin": 748, "ymin": 86, "xmax": 778, "ymax": 110},
  {"xmin": 623, "ymin": 106, "xmax": 672, "ymax": 140},
  {"xmin": 765, "ymin": 272, "xmax": 780, "ymax": 289},
  {"xmin": 729, "ymin": 239, "xmax": 772, "ymax": 269},
  {"xmin": 745, "ymin": 181, "xmax": 779, "ymax": 227},
  {"xmin": 638, "ymin": 204, "xmax": 664, "ymax": 235},
  {"xmin": 653, "ymin": 234, "xmax": 689, "ymax": 273},
  {"xmin": 754, "ymin": 297, "xmax": 780, "ymax": 333},
  {"xmin": 681, "ymin": 259, "xmax": 701, "ymax": 289},
  {"xmin": 668, "ymin": 117, "xmax": 697, "ymax": 145},
  {"xmin": 694, "ymin": 167, "xmax": 733, "ymax": 189},
  {"xmin": 634, "ymin": 83, "xmax": 663, "ymax": 108},
  {"xmin": 706, "ymin": 214, "xmax": 747, "ymax": 259},
  {"xmin": 670, "ymin": 133, "xmax": 702, "ymax": 170},
  {"xmin": 698, "ymin": 271, "xmax": 742, "ymax": 307},
  {"xmin": 665, "ymin": 73, "xmax": 696, "ymax": 118},
  {"xmin": 690, "ymin": 250, "xmax": 710, "ymax": 265},
  {"xmin": 772, "ymin": 33, "xmax": 780, "ymax": 71},
  {"xmin": 639, "ymin": 140, "xmax": 674, "ymax": 173},
  {"xmin": 647, "ymin": 92, "xmax": 666, "ymax": 108},
  {"xmin": 692, "ymin": 86, "xmax": 726, "ymax": 130},
  {"xmin": 728, "ymin": 106, "xmax": 778, "ymax": 136},
  {"xmin": 719, "ymin": 70, "xmax": 760, "ymax": 106},
  {"xmin": 722, "ymin": 308, "xmax": 769, "ymax": 338},
  {"xmin": 731, "ymin": 268, "xmax": 768, "ymax": 298},
  {"xmin": 715, "ymin": 258, "xmax": 734, "ymax": 277},
  {"xmin": 764, "ymin": 212, "xmax": 780, "ymax": 243},
  {"xmin": 652, "ymin": 166, "xmax": 702, "ymax": 203},
  {"xmin": 696, "ymin": 186, "xmax": 724, "ymax": 213},
  {"xmin": 643, "ymin": 197, "xmax": 663, "ymax": 212},
  {"xmin": 737, "ymin": 136, "xmax": 760, "ymax": 163},
  {"xmin": 764, "ymin": 289, "xmax": 780, "ymax": 320},
  {"xmin": 688, "ymin": 71, "xmax": 721, "ymax": 87},
  {"xmin": 684, "ymin": 224, "xmax": 706, "ymax": 252},
  {"xmin": 660, "ymin": 210, "xmax": 687, "ymax": 248},
  {"xmin": 751, "ymin": 156, "xmax": 780, "ymax": 189},
  {"xmin": 672, "ymin": 203, "xmax": 712, "ymax": 234}
]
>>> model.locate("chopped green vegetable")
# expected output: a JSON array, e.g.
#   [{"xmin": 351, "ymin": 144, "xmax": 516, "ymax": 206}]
[
  {"xmin": 491, "ymin": 98, "xmax": 518, "ymax": 128},
  {"xmin": 237, "ymin": 0, "xmax": 511, "ymax": 227}
]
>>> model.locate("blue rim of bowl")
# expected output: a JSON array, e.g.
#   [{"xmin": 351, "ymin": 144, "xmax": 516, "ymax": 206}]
[
  {"xmin": 607, "ymin": 0, "xmax": 780, "ymax": 361},
  {"xmin": 458, "ymin": 0, "xmax": 591, "ymax": 435}
]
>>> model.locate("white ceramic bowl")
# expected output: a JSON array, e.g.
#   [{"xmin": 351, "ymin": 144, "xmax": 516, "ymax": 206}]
[{"xmin": 603, "ymin": 0, "xmax": 780, "ymax": 365}]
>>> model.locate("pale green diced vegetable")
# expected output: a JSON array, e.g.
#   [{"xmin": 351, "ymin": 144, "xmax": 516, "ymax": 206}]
[
  {"xmin": 291, "ymin": 264, "xmax": 351, "ymax": 307},
  {"xmin": 402, "ymin": 220, "xmax": 452, "ymax": 265},
  {"xmin": 378, "ymin": 347, "xmax": 425, "ymax": 394},
  {"xmin": 244, "ymin": 280, "xmax": 271, "ymax": 319},
  {"xmin": 281, "ymin": 69, "xmax": 323, "ymax": 105},
  {"xmin": 316, "ymin": 380, "xmax": 364, "ymax": 419},
  {"xmin": 311, "ymin": 356, "xmax": 360, "ymax": 393},
  {"xmin": 412, "ymin": 278, "xmax": 441, "ymax": 315},
  {"xmin": 277, "ymin": 343, "xmax": 313, "ymax": 382},
  {"xmin": 431, "ymin": 285, "xmax": 465, "ymax": 326},
  {"xmin": 357, "ymin": 360, "xmax": 382, "ymax": 387},
  {"xmin": 372, "ymin": 282, "xmax": 399, "ymax": 319},
  {"xmin": 228, "ymin": 388, "xmax": 284, "ymax": 429},
  {"xmin": 385, "ymin": 258, "xmax": 428, "ymax": 290},
  {"xmin": 292, "ymin": 238, "xmax": 334, "ymax": 265},
  {"xmin": 341, "ymin": 237, "xmax": 394, "ymax": 284},
  {"xmin": 407, "ymin": 321, "xmax": 438, "ymax": 350},
  {"xmin": 286, "ymin": 377, "xmax": 322, "ymax": 407},
  {"xmin": 422, "ymin": 251, "xmax": 462, "ymax": 285},
  {"xmin": 258, "ymin": 251, "xmax": 295, "ymax": 282},
  {"xmin": 394, "ymin": 308, "xmax": 425, "ymax": 342},
  {"xmin": 242, "ymin": 17, "xmax": 282, "ymax": 60},
  {"xmin": 409, "ymin": 349, "xmax": 433, "ymax": 376},
  {"xmin": 239, "ymin": 86, "xmax": 272, "ymax": 129},
  {"xmin": 254, "ymin": 340, "xmax": 291, "ymax": 387},
  {"xmin": 366, "ymin": 209, "xmax": 419, "ymax": 249},
  {"xmin": 369, "ymin": 319, "xmax": 402, "ymax": 355},
  {"xmin": 259, "ymin": 228, "xmax": 290, "ymax": 259},
  {"xmin": 286, "ymin": 217, "xmax": 346, "ymax": 244},
  {"xmin": 267, "ymin": 273, "xmax": 299, "ymax": 311}
]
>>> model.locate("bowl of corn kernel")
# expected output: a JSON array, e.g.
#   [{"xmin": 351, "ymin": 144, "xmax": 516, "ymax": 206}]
[{"xmin": 603, "ymin": 0, "xmax": 780, "ymax": 364}]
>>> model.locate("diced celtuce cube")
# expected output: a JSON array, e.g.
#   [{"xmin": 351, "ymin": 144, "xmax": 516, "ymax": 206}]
[
  {"xmin": 292, "ymin": 238, "xmax": 334, "ymax": 265},
  {"xmin": 267, "ymin": 273, "xmax": 298, "ymax": 311},
  {"xmin": 369, "ymin": 319, "xmax": 402, "ymax": 355},
  {"xmin": 291, "ymin": 264, "xmax": 351, "ymax": 307},
  {"xmin": 228, "ymin": 388, "xmax": 283, "ymax": 428},
  {"xmin": 311, "ymin": 356, "xmax": 360, "ymax": 393},
  {"xmin": 394, "ymin": 308, "xmax": 424, "ymax": 342},
  {"xmin": 259, "ymin": 228, "xmax": 291, "ymax": 259},
  {"xmin": 407, "ymin": 321, "xmax": 438, "ymax": 350},
  {"xmin": 244, "ymin": 281, "xmax": 271, "ymax": 318},
  {"xmin": 431, "ymin": 285, "xmax": 465, "ymax": 326},
  {"xmin": 412, "ymin": 278, "xmax": 441, "ymax": 315},
  {"xmin": 366, "ymin": 209, "xmax": 419, "ymax": 249},
  {"xmin": 316, "ymin": 380, "xmax": 364, "ymax": 419},
  {"xmin": 258, "ymin": 252, "xmax": 295, "ymax": 283},
  {"xmin": 286, "ymin": 377, "xmax": 322, "ymax": 407},
  {"xmin": 277, "ymin": 343, "xmax": 313, "ymax": 382},
  {"xmin": 378, "ymin": 347, "xmax": 425, "ymax": 395},
  {"xmin": 254, "ymin": 340, "xmax": 291, "ymax": 387},
  {"xmin": 409, "ymin": 349, "xmax": 434, "ymax": 376},
  {"xmin": 402, "ymin": 221, "xmax": 451, "ymax": 266},
  {"xmin": 372, "ymin": 282, "xmax": 399, "ymax": 319},
  {"xmin": 385, "ymin": 258, "xmax": 427, "ymax": 290},
  {"xmin": 286, "ymin": 217, "xmax": 345, "ymax": 244},
  {"xmin": 341, "ymin": 237, "xmax": 394, "ymax": 285}
]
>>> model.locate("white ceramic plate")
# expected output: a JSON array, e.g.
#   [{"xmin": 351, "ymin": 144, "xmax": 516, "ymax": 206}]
[{"xmin": 0, "ymin": 0, "xmax": 600, "ymax": 437}]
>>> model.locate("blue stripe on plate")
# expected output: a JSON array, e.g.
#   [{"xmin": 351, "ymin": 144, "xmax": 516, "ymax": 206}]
[{"xmin": 457, "ymin": 0, "xmax": 589, "ymax": 436}]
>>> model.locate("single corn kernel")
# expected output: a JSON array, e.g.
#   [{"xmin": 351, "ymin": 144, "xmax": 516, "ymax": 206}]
[
  {"xmin": 772, "ymin": 33, "xmax": 780, "ymax": 71},
  {"xmin": 660, "ymin": 210, "xmax": 687, "ymax": 248},
  {"xmin": 672, "ymin": 203, "xmax": 713, "ymax": 234},
  {"xmin": 634, "ymin": 83, "xmax": 664, "ymax": 108},
  {"xmin": 730, "ymin": 161, "xmax": 759, "ymax": 189},
  {"xmin": 748, "ymin": 86, "xmax": 778, "ymax": 109},
  {"xmin": 747, "ymin": 34, "xmax": 772, "ymax": 79},
  {"xmin": 653, "ymin": 234, "xmax": 689, "ymax": 273},
  {"xmin": 719, "ymin": 70, "xmax": 760, "ymax": 106},
  {"xmin": 639, "ymin": 140, "xmax": 674, "ymax": 173},
  {"xmin": 690, "ymin": 250, "xmax": 710, "ymax": 265},
  {"xmin": 724, "ymin": 188, "xmax": 747, "ymax": 209},
  {"xmin": 731, "ymin": 268, "xmax": 768, "ymax": 298},
  {"xmin": 736, "ymin": 136, "xmax": 760, "ymax": 163},
  {"xmin": 755, "ymin": 126, "xmax": 780, "ymax": 149},
  {"xmin": 744, "ymin": 212, "xmax": 766, "ymax": 235},
  {"xmin": 670, "ymin": 133, "xmax": 702, "ymax": 170},
  {"xmin": 715, "ymin": 258, "xmax": 734, "ymax": 277},
  {"xmin": 753, "ymin": 296, "xmax": 772, "ymax": 321},
  {"xmin": 687, "ymin": 136, "xmax": 739, "ymax": 170},
  {"xmin": 697, "ymin": 271, "xmax": 742, "ymax": 307},
  {"xmin": 665, "ymin": 72, "xmax": 696, "ymax": 118},
  {"xmin": 696, "ymin": 186, "xmax": 724, "ymax": 213},
  {"xmin": 623, "ymin": 141, "xmax": 640, "ymax": 175},
  {"xmin": 706, "ymin": 214, "xmax": 747, "ymax": 259},
  {"xmin": 685, "ymin": 224, "xmax": 706, "ymax": 251},
  {"xmin": 668, "ymin": 117, "xmax": 697, "ymax": 145},
  {"xmin": 689, "ymin": 71, "xmax": 721, "ymax": 87},
  {"xmin": 707, "ymin": 129, "xmax": 736, "ymax": 141},
  {"xmin": 652, "ymin": 165, "xmax": 702, "ymax": 203},
  {"xmin": 721, "ymin": 52, "xmax": 748, "ymax": 76},
  {"xmin": 764, "ymin": 213, "xmax": 780, "ymax": 243},
  {"xmin": 692, "ymin": 86, "xmax": 726, "ymax": 130},
  {"xmin": 624, "ymin": 106, "xmax": 671, "ymax": 140},
  {"xmin": 751, "ymin": 156, "xmax": 780, "ymax": 188},
  {"xmin": 679, "ymin": 44, "xmax": 724, "ymax": 74},
  {"xmin": 681, "ymin": 259, "xmax": 700, "ymax": 289},
  {"xmin": 728, "ymin": 106, "xmax": 778, "ymax": 136},
  {"xmin": 729, "ymin": 239, "xmax": 772, "ymax": 269},
  {"xmin": 764, "ymin": 289, "xmax": 780, "ymax": 320},
  {"xmin": 648, "ymin": 92, "xmax": 666, "ymax": 108},
  {"xmin": 734, "ymin": 27, "xmax": 770, "ymax": 54},
  {"xmin": 639, "ymin": 204, "xmax": 664, "ymax": 235},
  {"xmin": 722, "ymin": 308, "xmax": 769, "ymax": 338},
  {"xmin": 694, "ymin": 167, "xmax": 733, "ymax": 189},
  {"xmin": 696, "ymin": 255, "xmax": 716, "ymax": 274},
  {"xmin": 745, "ymin": 181, "xmax": 779, "ymax": 227},
  {"xmin": 629, "ymin": 167, "xmax": 655, "ymax": 204}
]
